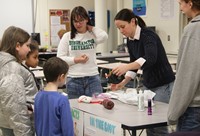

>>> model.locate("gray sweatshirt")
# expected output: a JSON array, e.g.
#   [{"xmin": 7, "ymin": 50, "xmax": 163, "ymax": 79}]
[
  {"xmin": 167, "ymin": 15, "xmax": 200, "ymax": 125},
  {"xmin": 0, "ymin": 52, "xmax": 37, "ymax": 136}
]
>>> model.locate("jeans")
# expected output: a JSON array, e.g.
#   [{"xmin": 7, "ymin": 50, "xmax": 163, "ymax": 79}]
[
  {"xmin": 0, "ymin": 127, "xmax": 14, "ymax": 136},
  {"xmin": 143, "ymin": 81, "xmax": 174, "ymax": 136},
  {"xmin": 66, "ymin": 75, "xmax": 103, "ymax": 99},
  {"xmin": 177, "ymin": 107, "xmax": 200, "ymax": 132},
  {"xmin": 147, "ymin": 81, "xmax": 174, "ymax": 104}
]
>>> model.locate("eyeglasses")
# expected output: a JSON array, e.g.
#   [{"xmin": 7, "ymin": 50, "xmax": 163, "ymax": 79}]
[{"xmin": 73, "ymin": 18, "xmax": 85, "ymax": 24}]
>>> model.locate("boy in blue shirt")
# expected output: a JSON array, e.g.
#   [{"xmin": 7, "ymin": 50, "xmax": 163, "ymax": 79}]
[{"xmin": 34, "ymin": 57, "xmax": 74, "ymax": 136}]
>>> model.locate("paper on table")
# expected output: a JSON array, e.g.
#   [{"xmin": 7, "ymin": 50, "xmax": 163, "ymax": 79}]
[{"xmin": 106, "ymin": 88, "xmax": 156, "ymax": 107}]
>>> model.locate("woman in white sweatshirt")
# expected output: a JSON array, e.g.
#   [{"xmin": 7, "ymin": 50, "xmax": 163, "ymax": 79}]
[{"xmin": 57, "ymin": 6, "xmax": 108, "ymax": 99}]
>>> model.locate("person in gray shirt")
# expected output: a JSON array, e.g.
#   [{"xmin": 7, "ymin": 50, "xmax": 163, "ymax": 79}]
[{"xmin": 168, "ymin": 0, "xmax": 200, "ymax": 132}]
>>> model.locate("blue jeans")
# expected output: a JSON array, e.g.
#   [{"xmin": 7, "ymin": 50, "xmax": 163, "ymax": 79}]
[
  {"xmin": 0, "ymin": 127, "xmax": 14, "ymax": 136},
  {"xmin": 143, "ymin": 81, "xmax": 174, "ymax": 136},
  {"xmin": 146, "ymin": 81, "xmax": 174, "ymax": 104},
  {"xmin": 66, "ymin": 75, "xmax": 103, "ymax": 99},
  {"xmin": 177, "ymin": 107, "xmax": 200, "ymax": 132}
]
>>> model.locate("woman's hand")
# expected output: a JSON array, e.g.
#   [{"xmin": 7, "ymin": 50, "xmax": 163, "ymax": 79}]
[
  {"xmin": 112, "ymin": 62, "xmax": 141, "ymax": 76},
  {"xmin": 74, "ymin": 54, "xmax": 89, "ymax": 64},
  {"xmin": 87, "ymin": 25, "xmax": 93, "ymax": 32},
  {"xmin": 112, "ymin": 64, "xmax": 129, "ymax": 76},
  {"xmin": 111, "ymin": 83, "xmax": 124, "ymax": 91},
  {"xmin": 110, "ymin": 76, "xmax": 132, "ymax": 91}
]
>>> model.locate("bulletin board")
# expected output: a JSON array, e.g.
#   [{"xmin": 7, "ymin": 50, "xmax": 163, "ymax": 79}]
[{"xmin": 49, "ymin": 9, "xmax": 70, "ymax": 47}]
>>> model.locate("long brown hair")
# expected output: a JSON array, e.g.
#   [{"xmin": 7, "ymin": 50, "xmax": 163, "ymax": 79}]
[
  {"xmin": 0, "ymin": 26, "xmax": 30, "ymax": 61},
  {"xmin": 70, "ymin": 6, "xmax": 92, "ymax": 39}
]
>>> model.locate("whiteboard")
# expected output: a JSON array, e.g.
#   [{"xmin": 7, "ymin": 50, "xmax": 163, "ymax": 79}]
[{"xmin": 0, "ymin": 0, "xmax": 33, "ymax": 38}]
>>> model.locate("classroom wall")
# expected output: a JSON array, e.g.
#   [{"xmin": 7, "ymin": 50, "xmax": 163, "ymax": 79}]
[
  {"xmin": 0, "ymin": 0, "xmax": 33, "ymax": 38},
  {"xmin": 34, "ymin": 0, "xmax": 94, "ymax": 47},
  {"xmin": 1, "ymin": 0, "xmax": 180, "ymax": 54},
  {"xmin": 123, "ymin": 0, "xmax": 180, "ymax": 54},
  {"xmin": 34, "ymin": 0, "xmax": 119, "ymax": 52},
  {"xmin": 106, "ymin": 0, "xmax": 119, "ymax": 52}
]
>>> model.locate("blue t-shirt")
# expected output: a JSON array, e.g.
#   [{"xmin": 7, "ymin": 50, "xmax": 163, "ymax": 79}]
[{"xmin": 34, "ymin": 90, "xmax": 74, "ymax": 136}]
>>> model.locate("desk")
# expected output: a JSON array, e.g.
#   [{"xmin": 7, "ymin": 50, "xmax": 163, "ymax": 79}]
[
  {"xmin": 97, "ymin": 52, "xmax": 129, "ymax": 63},
  {"xmin": 39, "ymin": 51, "xmax": 57, "ymax": 60},
  {"xmin": 34, "ymin": 60, "xmax": 108, "ymax": 77},
  {"xmin": 39, "ymin": 52, "xmax": 129, "ymax": 59},
  {"xmin": 38, "ymin": 52, "xmax": 129, "ymax": 64},
  {"xmin": 39, "ymin": 51, "xmax": 57, "ymax": 56},
  {"xmin": 166, "ymin": 51, "xmax": 178, "ymax": 55},
  {"xmin": 70, "ymin": 99, "xmax": 168, "ymax": 136},
  {"xmin": 96, "ymin": 59, "xmax": 109, "ymax": 64},
  {"xmin": 167, "ymin": 56, "xmax": 177, "ymax": 65},
  {"xmin": 96, "ymin": 52, "xmax": 129, "ymax": 59},
  {"xmin": 32, "ymin": 70, "xmax": 45, "ymax": 88},
  {"xmin": 115, "ymin": 56, "xmax": 177, "ymax": 65},
  {"xmin": 98, "ymin": 62, "xmax": 142, "ymax": 75},
  {"xmin": 98, "ymin": 62, "xmax": 125, "ymax": 70},
  {"xmin": 30, "ymin": 66, "xmax": 43, "ymax": 71},
  {"xmin": 115, "ymin": 57, "xmax": 129, "ymax": 62},
  {"xmin": 32, "ymin": 70, "xmax": 44, "ymax": 78},
  {"xmin": 167, "ymin": 55, "xmax": 177, "ymax": 71},
  {"xmin": 115, "ymin": 56, "xmax": 177, "ymax": 71}
]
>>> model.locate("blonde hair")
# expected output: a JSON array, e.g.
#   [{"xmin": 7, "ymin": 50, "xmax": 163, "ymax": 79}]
[
  {"xmin": 0, "ymin": 26, "xmax": 30, "ymax": 62},
  {"xmin": 57, "ymin": 29, "xmax": 67, "ymax": 39}
]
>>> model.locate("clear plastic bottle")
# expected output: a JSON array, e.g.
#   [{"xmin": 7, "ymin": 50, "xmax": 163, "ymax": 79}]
[{"xmin": 138, "ymin": 90, "xmax": 145, "ymax": 111}]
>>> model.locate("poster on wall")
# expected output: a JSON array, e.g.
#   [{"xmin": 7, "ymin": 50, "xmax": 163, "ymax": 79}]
[
  {"xmin": 160, "ymin": 0, "xmax": 174, "ymax": 19},
  {"xmin": 84, "ymin": 113, "xmax": 122, "ymax": 136},
  {"xmin": 49, "ymin": 9, "xmax": 70, "ymax": 47},
  {"xmin": 133, "ymin": 0, "xmax": 146, "ymax": 16}
]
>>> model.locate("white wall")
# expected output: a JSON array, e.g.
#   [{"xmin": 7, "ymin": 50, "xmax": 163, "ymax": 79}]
[
  {"xmin": 33, "ymin": 0, "xmax": 181, "ymax": 53},
  {"xmin": 0, "ymin": 0, "xmax": 33, "ymax": 38},
  {"xmin": 106, "ymin": 0, "xmax": 118, "ymax": 52},
  {"xmin": 34, "ymin": 0, "xmax": 94, "ymax": 46},
  {"xmin": 34, "ymin": 0, "xmax": 122, "ymax": 52},
  {"xmin": 0, "ymin": 0, "xmax": 181, "ymax": 54},
  {"xmin": 123, "ymin": 0, "xmax": 180, "ymax": 54}
]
